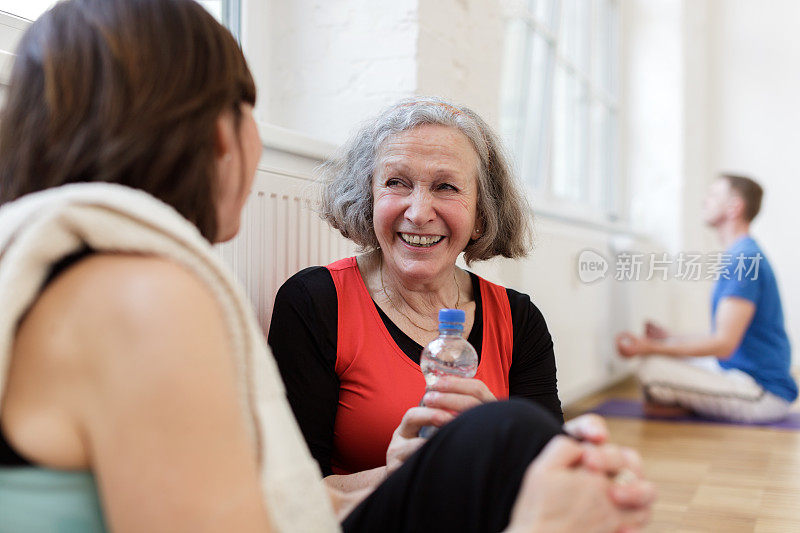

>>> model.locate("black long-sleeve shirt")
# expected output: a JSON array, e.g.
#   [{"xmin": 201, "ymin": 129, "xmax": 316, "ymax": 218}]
[{"xmin": 268, "ymin": 266, "xmax": 563, "ymax": 476}]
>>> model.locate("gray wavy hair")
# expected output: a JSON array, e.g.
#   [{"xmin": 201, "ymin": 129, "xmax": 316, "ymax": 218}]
[{"xmin": 318, "ymin": 96, "xmax": 533, "ymax": 264}]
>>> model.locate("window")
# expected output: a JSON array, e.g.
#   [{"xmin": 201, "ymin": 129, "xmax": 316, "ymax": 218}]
[
  {"xmin": 0, "ymin": 1, "xmax": 240, "ymax": 107},
  {"xmin": 0, "ymin": 1, "xmax": 58, "ymax": 22},
  {"xmin": 0, "ymin": 1, "xmax": 238, "ymax": 34},
  {"xmin": 196, "ymin": 0, "xmax": 240, "ymax": 41},
  {"xmin": 0, "ymin": 10, "xmax": 28, "ymax": 106},
  {"xmin": 500, "ymin": 0, "xmax": 620, "ymax": 221}
]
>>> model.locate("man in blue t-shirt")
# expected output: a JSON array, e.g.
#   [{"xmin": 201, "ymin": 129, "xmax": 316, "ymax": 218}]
[{"xmin": 616, "ymin": 174, "xmax": 797, "ymax": 422}]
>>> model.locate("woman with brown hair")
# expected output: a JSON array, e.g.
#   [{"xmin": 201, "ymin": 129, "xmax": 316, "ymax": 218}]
[{"xmin": 0, "ymin": 1, "xmax": 654, "ymax": 532}]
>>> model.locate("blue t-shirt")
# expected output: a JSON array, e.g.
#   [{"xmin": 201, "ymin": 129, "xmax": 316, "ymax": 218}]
[{"xmin": 712, "ymin": 236, "xmax": 797, "ymax": 402}]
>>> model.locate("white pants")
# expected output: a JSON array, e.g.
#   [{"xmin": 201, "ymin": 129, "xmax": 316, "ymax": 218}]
[{"xmin": 637, "ymin": 356, "xmax": 792, "ymax": 423}]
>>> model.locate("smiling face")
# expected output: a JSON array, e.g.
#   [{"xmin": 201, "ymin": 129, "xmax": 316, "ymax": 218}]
[{"xmin": 372, "ymin": 124, "xmax": 481, "ymax": 284}]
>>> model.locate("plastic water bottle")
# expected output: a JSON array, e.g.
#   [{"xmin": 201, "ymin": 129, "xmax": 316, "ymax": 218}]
[{"xmin": 418, "ymin": 308, "xmax": 478, "ymax": 438}]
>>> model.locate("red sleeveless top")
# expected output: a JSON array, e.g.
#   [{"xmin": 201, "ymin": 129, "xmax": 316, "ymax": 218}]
[{"xmin": 327, "ymin": 257, "xmax": 514, "ymax": 475}]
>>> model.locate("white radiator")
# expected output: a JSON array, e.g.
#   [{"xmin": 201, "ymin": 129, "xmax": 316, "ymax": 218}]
[{"xmin": 216, "ymin": 163, "xmax": 356, "ymax": 334}]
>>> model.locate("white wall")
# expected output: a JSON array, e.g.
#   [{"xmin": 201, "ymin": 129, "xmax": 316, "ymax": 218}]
[
  {"xmin": 681, "ymin": 0, "xmax": 714, "ymax": 255},
  {"xmin": 258, "ymin": 0, "xmax": 419, "ymax": 145},
  {"xmin": 622, "ymin": 0, "xmax": 685, "ymax": 253},
  {"xmin": 620, "ymin": 0, "xmax": 727, "ymax": 336},
  {"xmin": 675, "ymin": 0, "xmax": 716, "ymax": 333},
  {"xmin": 706, "ymin": 0, "xmax": 800, "ymax": 360},
  {"xmin": 416, "ymin": 0, "xmax": 504, "ymax": 126},
  {"xmin": 258, "ymin": 0, "xmax": 504, "ymax": 144}
]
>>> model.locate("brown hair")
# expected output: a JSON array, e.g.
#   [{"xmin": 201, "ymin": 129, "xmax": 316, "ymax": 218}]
[
  {"xmin": 720, "ymin": 173, "xmax": 763, "ymax": 222},
  {"xmin": 0, "ymin": 0, "xmax": 256, "ymax": 241}
]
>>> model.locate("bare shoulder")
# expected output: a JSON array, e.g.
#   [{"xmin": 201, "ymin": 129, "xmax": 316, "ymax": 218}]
[
  {"xmin": 37, "ymin": 253, "xmax": 224, "ymax": 344},
  {"xmin": 14, "ymin": 252, "xmax": 233, "ymax": 392},
  {"xmin": 56, "ymin": 253, "xmax": 216, "ymax": 312},
  {"xmin": 5, "ymin": 253, "xmax": 231, "ymax": 468}
]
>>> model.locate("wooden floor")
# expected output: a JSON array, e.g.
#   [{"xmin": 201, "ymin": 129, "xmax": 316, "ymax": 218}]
[{"xmin": 565, "ymin": 378, "xmax": 800, "ymax": 532}]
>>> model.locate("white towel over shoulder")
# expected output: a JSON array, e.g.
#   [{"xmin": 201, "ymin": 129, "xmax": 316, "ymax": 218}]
[{"xmin": 0, "ymin": 183, "xmax": 339, "ymax": 533}]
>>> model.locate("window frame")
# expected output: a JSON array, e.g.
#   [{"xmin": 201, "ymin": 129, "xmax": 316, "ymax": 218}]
[
  {"xmin": 223, "ymin": 0, "xmax": 241, "ymax": 43},
  {"xmin": 0, "ymin": 2, "xmax": 241, "ymax": 101},
  {"xmin": 501, "ymin": 0, "xmax": 624, "ymax": 227},
  {"xmin": 0, "ymin": 11, "xmax": 28, "ymax": 88}
]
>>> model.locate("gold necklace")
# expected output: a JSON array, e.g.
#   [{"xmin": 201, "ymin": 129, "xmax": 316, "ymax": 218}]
[{"xmin": 379, "ymin": 256, "xmax": 460, "ymax": 333}]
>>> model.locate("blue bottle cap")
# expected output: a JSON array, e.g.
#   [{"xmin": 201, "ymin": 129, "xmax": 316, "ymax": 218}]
[{"xmin": 438, "ymin": 308, "xmax": 466, "ymax": 327}]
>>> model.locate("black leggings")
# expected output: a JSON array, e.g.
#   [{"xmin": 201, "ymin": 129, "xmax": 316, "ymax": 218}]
[{"xmin": 342, "ymin": 399, "xmax": 562, "ymax": 533}]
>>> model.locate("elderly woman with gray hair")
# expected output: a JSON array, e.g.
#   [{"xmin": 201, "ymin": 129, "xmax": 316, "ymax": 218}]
[{"xmin": 271, "ymin": 98, "xmax": 612, "ymax": 491}]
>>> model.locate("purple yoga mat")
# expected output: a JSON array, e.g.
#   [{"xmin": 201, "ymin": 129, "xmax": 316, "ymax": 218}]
[{"xmin": 589, "ymin": 398, "xmax": 800, "ymax": 430}]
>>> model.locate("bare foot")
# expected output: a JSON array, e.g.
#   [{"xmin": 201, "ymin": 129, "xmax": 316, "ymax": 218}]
[{"xmin": 643, "ymin": 402, "xmax": 692, "ymax": 419}]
